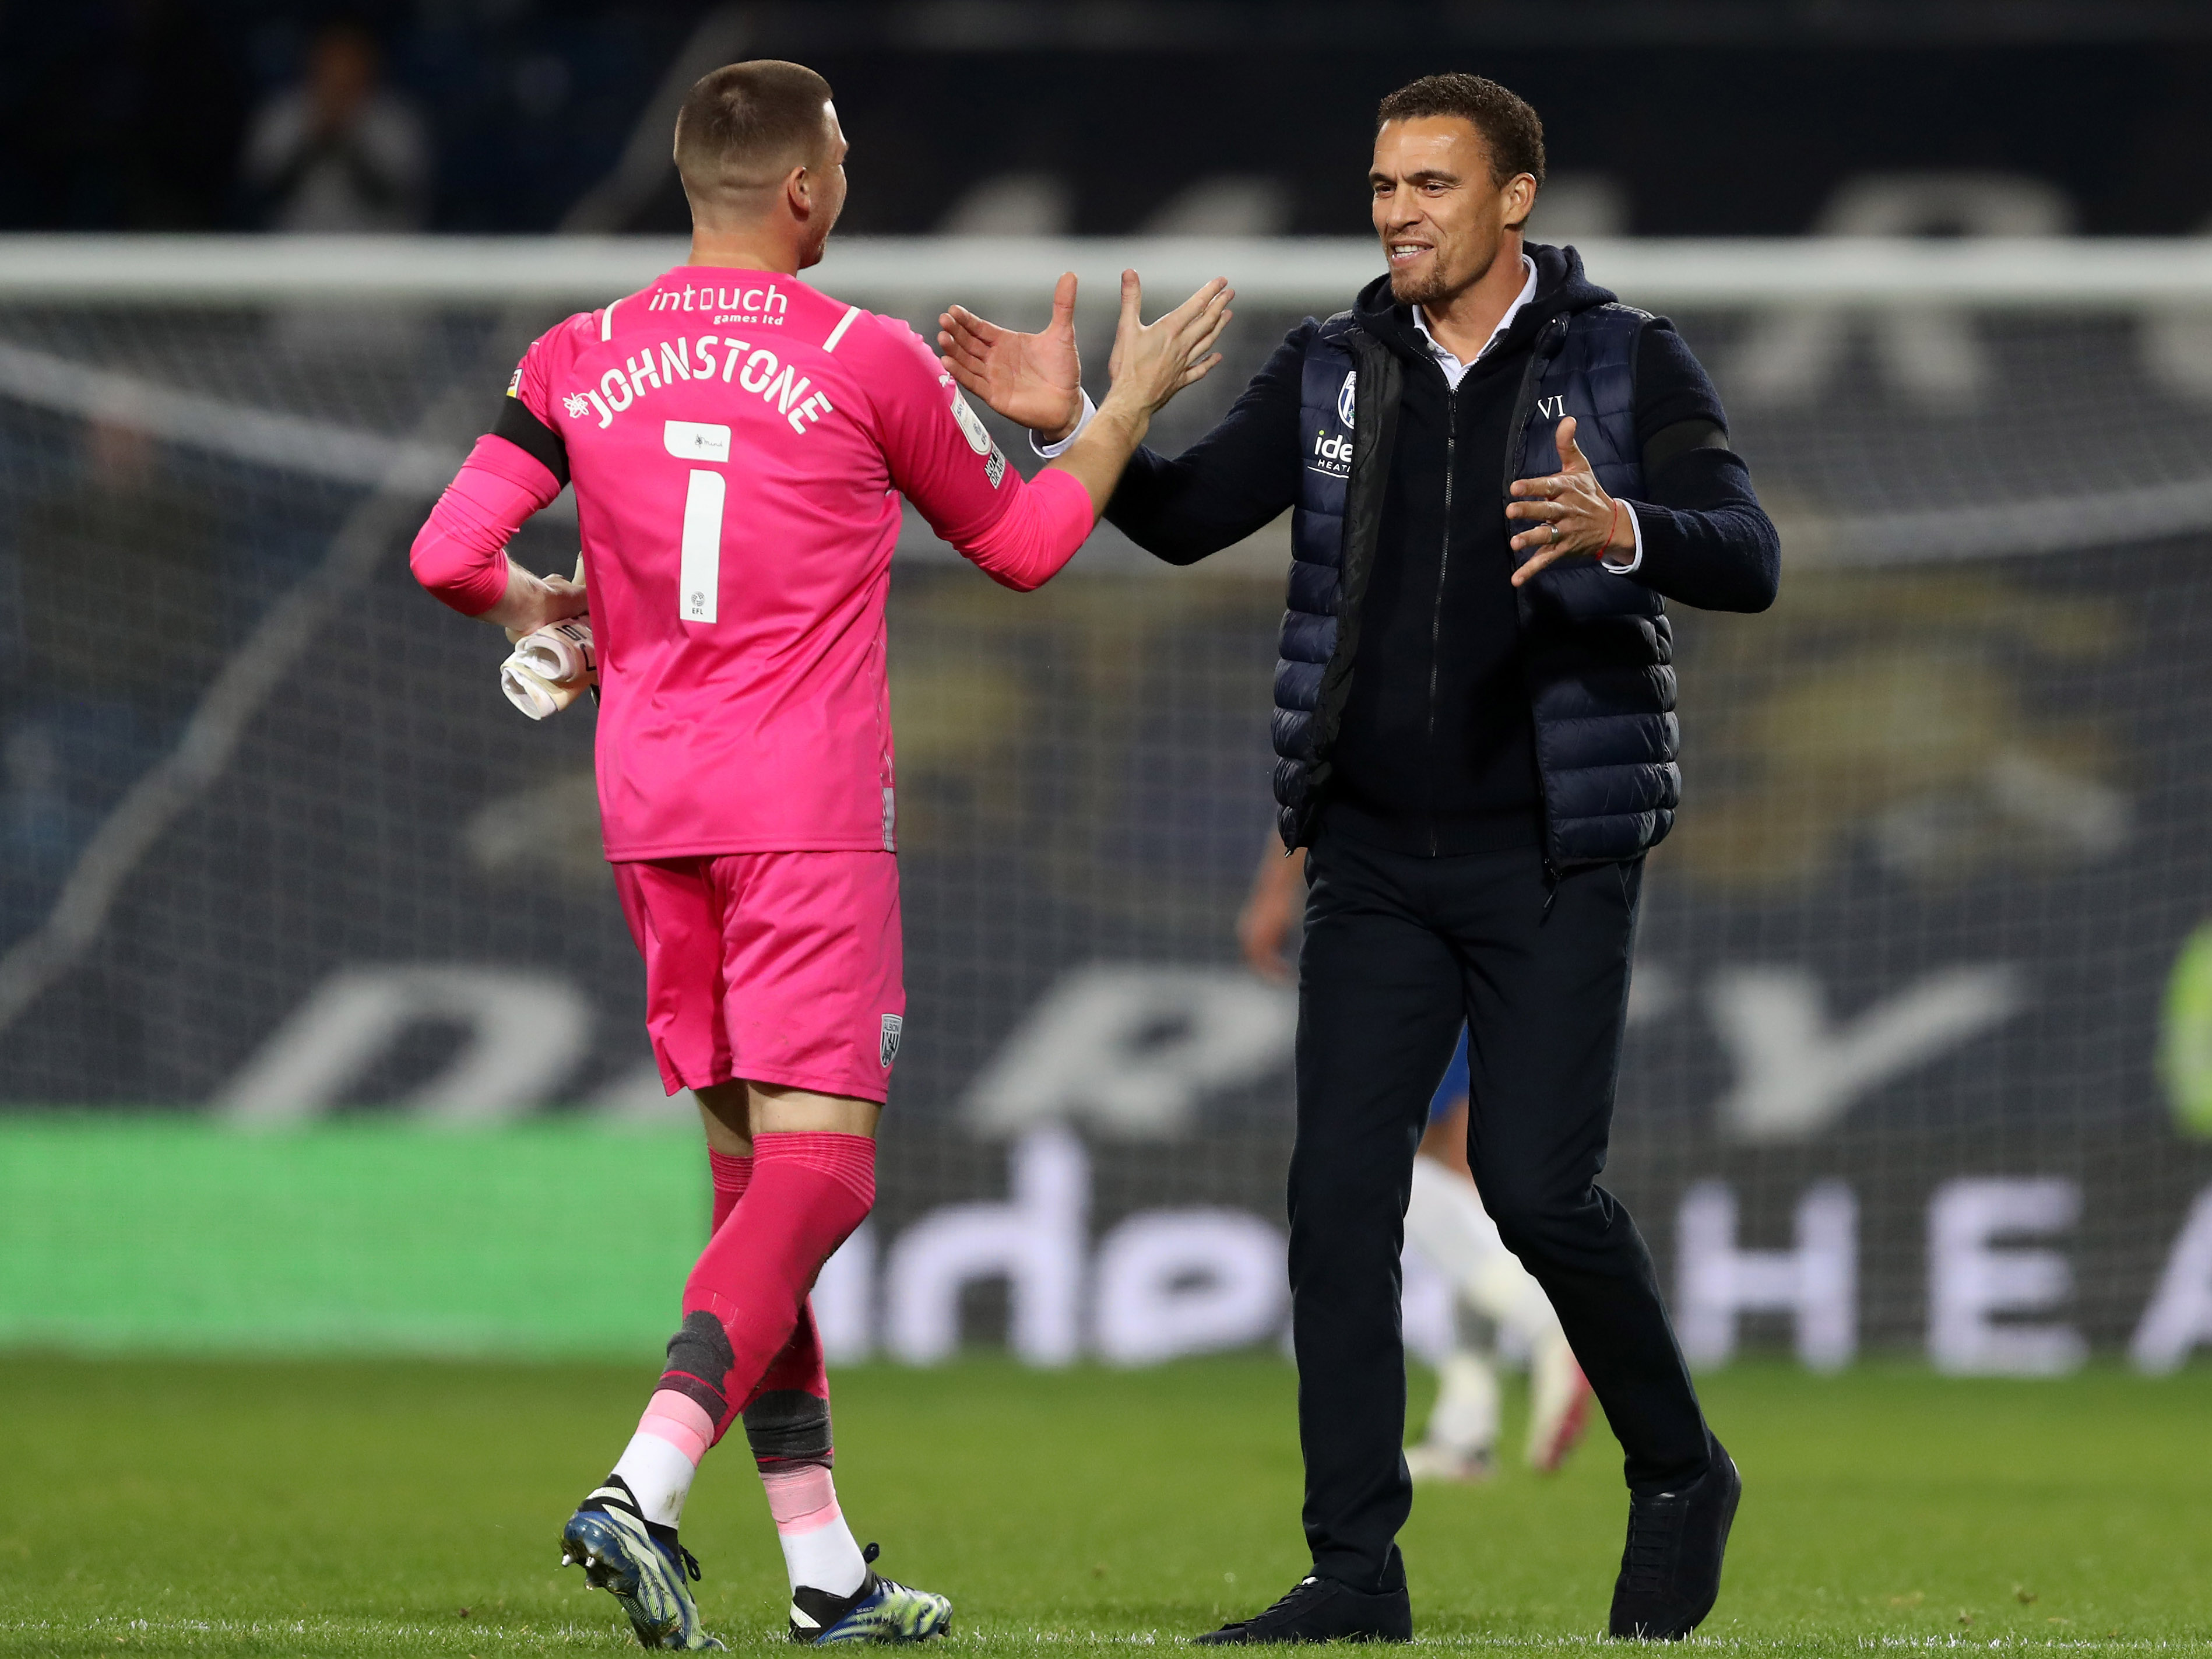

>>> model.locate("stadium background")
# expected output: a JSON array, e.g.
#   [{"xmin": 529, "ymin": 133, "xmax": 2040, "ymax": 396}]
[{"xmin": 9, "ymin": 0, "xmax": 2212, "ymax": 1382}]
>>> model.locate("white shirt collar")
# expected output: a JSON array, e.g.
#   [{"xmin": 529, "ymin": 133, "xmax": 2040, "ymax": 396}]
[{"xmin": 1413, "ymin": 255, "xmax": 1537, "ymax": 388}]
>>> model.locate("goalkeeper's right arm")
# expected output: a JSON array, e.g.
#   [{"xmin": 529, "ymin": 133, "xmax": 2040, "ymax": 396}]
[{"xmin": 410, "ymin": 434, "xmax": 585, "ymax": 633}]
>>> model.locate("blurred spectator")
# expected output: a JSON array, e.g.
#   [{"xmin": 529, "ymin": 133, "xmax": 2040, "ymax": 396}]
[{"xmin": 243, "ymin": 21, "xmax": 429, "ymax": 232}]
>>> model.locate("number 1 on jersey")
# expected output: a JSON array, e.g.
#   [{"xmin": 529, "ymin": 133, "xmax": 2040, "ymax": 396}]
[{"xmin": 679, "ymin": 469, "xmax": 725, "ymax": 624}]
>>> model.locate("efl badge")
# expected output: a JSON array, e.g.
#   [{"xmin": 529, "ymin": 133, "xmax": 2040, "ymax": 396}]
[{"xmin": 950, "ymin": 391, "xmax": 994, "ymax": 454}]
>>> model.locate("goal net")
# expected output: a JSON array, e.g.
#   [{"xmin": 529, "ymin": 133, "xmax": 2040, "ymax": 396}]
[{"xmin": 5, "ymin": 232, "xmax": 2212, "ymax": 1372}]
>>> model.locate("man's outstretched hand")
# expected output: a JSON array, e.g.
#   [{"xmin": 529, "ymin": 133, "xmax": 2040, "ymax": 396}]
[
  {"xmin": 1032, "ymin": 270, "xmax": 1233, "ymax": 519},
  {"xmin": 938, "ymin": 271, "xmax": 1086, "ymax": 443},
  {"xmin": 1102, "ymin": 270, "xmax": 1233, "ymax": 419}
]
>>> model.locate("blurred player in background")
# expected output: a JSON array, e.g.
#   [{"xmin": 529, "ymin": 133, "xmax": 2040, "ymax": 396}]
[
  {"xmin": 410, "ymin": 60, "xmax": 1230, "ymax": 1651},
  {"xmin": 1240, "ymin": 850, "xmax": 1592, "ymax": 1482}
]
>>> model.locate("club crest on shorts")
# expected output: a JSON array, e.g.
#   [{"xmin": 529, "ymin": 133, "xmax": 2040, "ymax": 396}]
[{"xmin": 880, "ymin": 1013, "xmax": 903, "ymax": 1069}]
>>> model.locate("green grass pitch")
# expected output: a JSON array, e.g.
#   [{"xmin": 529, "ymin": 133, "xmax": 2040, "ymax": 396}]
[{"xmin": 1, "ymin": 1354, "xmax": 2206, "ymax": 1655}]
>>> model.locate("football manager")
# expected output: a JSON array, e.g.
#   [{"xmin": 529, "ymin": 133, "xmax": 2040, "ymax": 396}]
[{"xmin": 939, "ymin": 72, "xmax": 1779, "ymax": 1643}]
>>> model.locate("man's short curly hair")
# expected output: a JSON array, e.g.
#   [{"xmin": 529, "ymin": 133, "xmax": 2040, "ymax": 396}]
[{"xmin": 1376, "ymin": 73, "xmax": 1546, "ymax": 189}]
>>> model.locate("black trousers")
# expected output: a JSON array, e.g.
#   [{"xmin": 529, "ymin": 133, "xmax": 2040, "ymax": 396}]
[{"xmin": 1289, "ymin": 830, "xmax": 1710, "ymax": 1593}]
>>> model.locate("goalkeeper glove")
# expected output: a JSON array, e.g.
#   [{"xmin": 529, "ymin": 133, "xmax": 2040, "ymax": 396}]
[{"xmin": 501, "ymin": 617, "xmax": 596, "ymax": 720}]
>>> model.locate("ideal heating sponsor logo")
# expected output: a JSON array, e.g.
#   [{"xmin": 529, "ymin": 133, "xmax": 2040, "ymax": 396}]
[{"xmin": 1309, "ymin": 370, "xmax": 1355, "ymax": 479}]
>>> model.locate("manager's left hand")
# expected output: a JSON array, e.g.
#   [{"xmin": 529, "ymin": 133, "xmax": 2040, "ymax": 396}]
[{"xmin": 1507, "ymin": 417, "xmax": 1636, "ymax": 586}]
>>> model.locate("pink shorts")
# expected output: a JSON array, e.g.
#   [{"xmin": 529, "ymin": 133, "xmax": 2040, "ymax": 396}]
[{"xmin": 613, "ymin": 850, "xmax": 905, "ymax": 1105}]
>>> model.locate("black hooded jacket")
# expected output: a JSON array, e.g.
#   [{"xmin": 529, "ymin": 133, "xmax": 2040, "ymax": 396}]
[{"xmin": 1106, "ymin": 244, "xmax": 1778, "ymax": 859}]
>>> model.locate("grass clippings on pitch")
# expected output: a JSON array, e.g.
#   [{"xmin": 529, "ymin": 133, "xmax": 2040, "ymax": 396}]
[{"xmin": 0, "ymin": 1354, "xmax": 2206, "ymax": 1655}]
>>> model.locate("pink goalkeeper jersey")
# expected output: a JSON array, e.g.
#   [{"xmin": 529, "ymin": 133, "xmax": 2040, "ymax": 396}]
[{"xmin": 439, "ymin": 265, "xmax": 1091, "ymax": 862}]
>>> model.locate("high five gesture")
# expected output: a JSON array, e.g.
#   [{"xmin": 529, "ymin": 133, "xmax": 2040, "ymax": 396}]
[
  {"xmin": 937, "ymin": 269, "xmax": 1233, "ymax": 459},
  {"xmin": 1017, "ymin": 270, "xmax": 1235, "ymax": 515}
]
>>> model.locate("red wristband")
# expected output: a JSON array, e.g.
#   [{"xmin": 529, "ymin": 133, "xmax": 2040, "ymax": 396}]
[{"xmin": 1601, "ymin": 497, "xmax": 1627, "ymax": 565}]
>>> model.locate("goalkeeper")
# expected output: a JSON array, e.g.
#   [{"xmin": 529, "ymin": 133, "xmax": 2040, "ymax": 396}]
[{"xmin": 409, "ymin": 58, "xmax": 1230, "ymax": 1651}]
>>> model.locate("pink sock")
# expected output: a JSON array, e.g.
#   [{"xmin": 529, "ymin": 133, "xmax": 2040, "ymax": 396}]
[
  {"xmin": 762, "ymin": 1463, "xmax": 842, "ymax": 1531},
  {"xmin": 709, "ymin": 1148, "xmax": 752, "ymax": 1235},
  {"xmin": 713, "ymin": 1145, "xmax": 828, "ymax": 1413},
  {"xmin": 638, "ymin": 1389, "xmax": 715, "ymax": 1465},
  {"xmin": 745, "ymin": 1300, "xmax": 827, "ymax": 1412},
  {"xmin": 659, "ymin": 1132, "xmax": 875, "ymax": 1443}
]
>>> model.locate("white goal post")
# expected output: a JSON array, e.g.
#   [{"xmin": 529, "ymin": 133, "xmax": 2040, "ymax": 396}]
[
  {"xmin": 6, "ymin": 231, "xmax": 2212, "ymax": 572},
  {"xmin": 4, "ymin": 231, "xmax": 2212, "ymax": 308}
]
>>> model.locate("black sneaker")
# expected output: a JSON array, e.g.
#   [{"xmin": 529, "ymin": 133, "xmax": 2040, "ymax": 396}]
[
  {"xmin": 1193, "ymin": 1574, "xmax": 1412, "ymax": 1644},
  {"xmin": 1608, "ymin": 1436, "xmax": 1741, "ymax": 1640}
]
